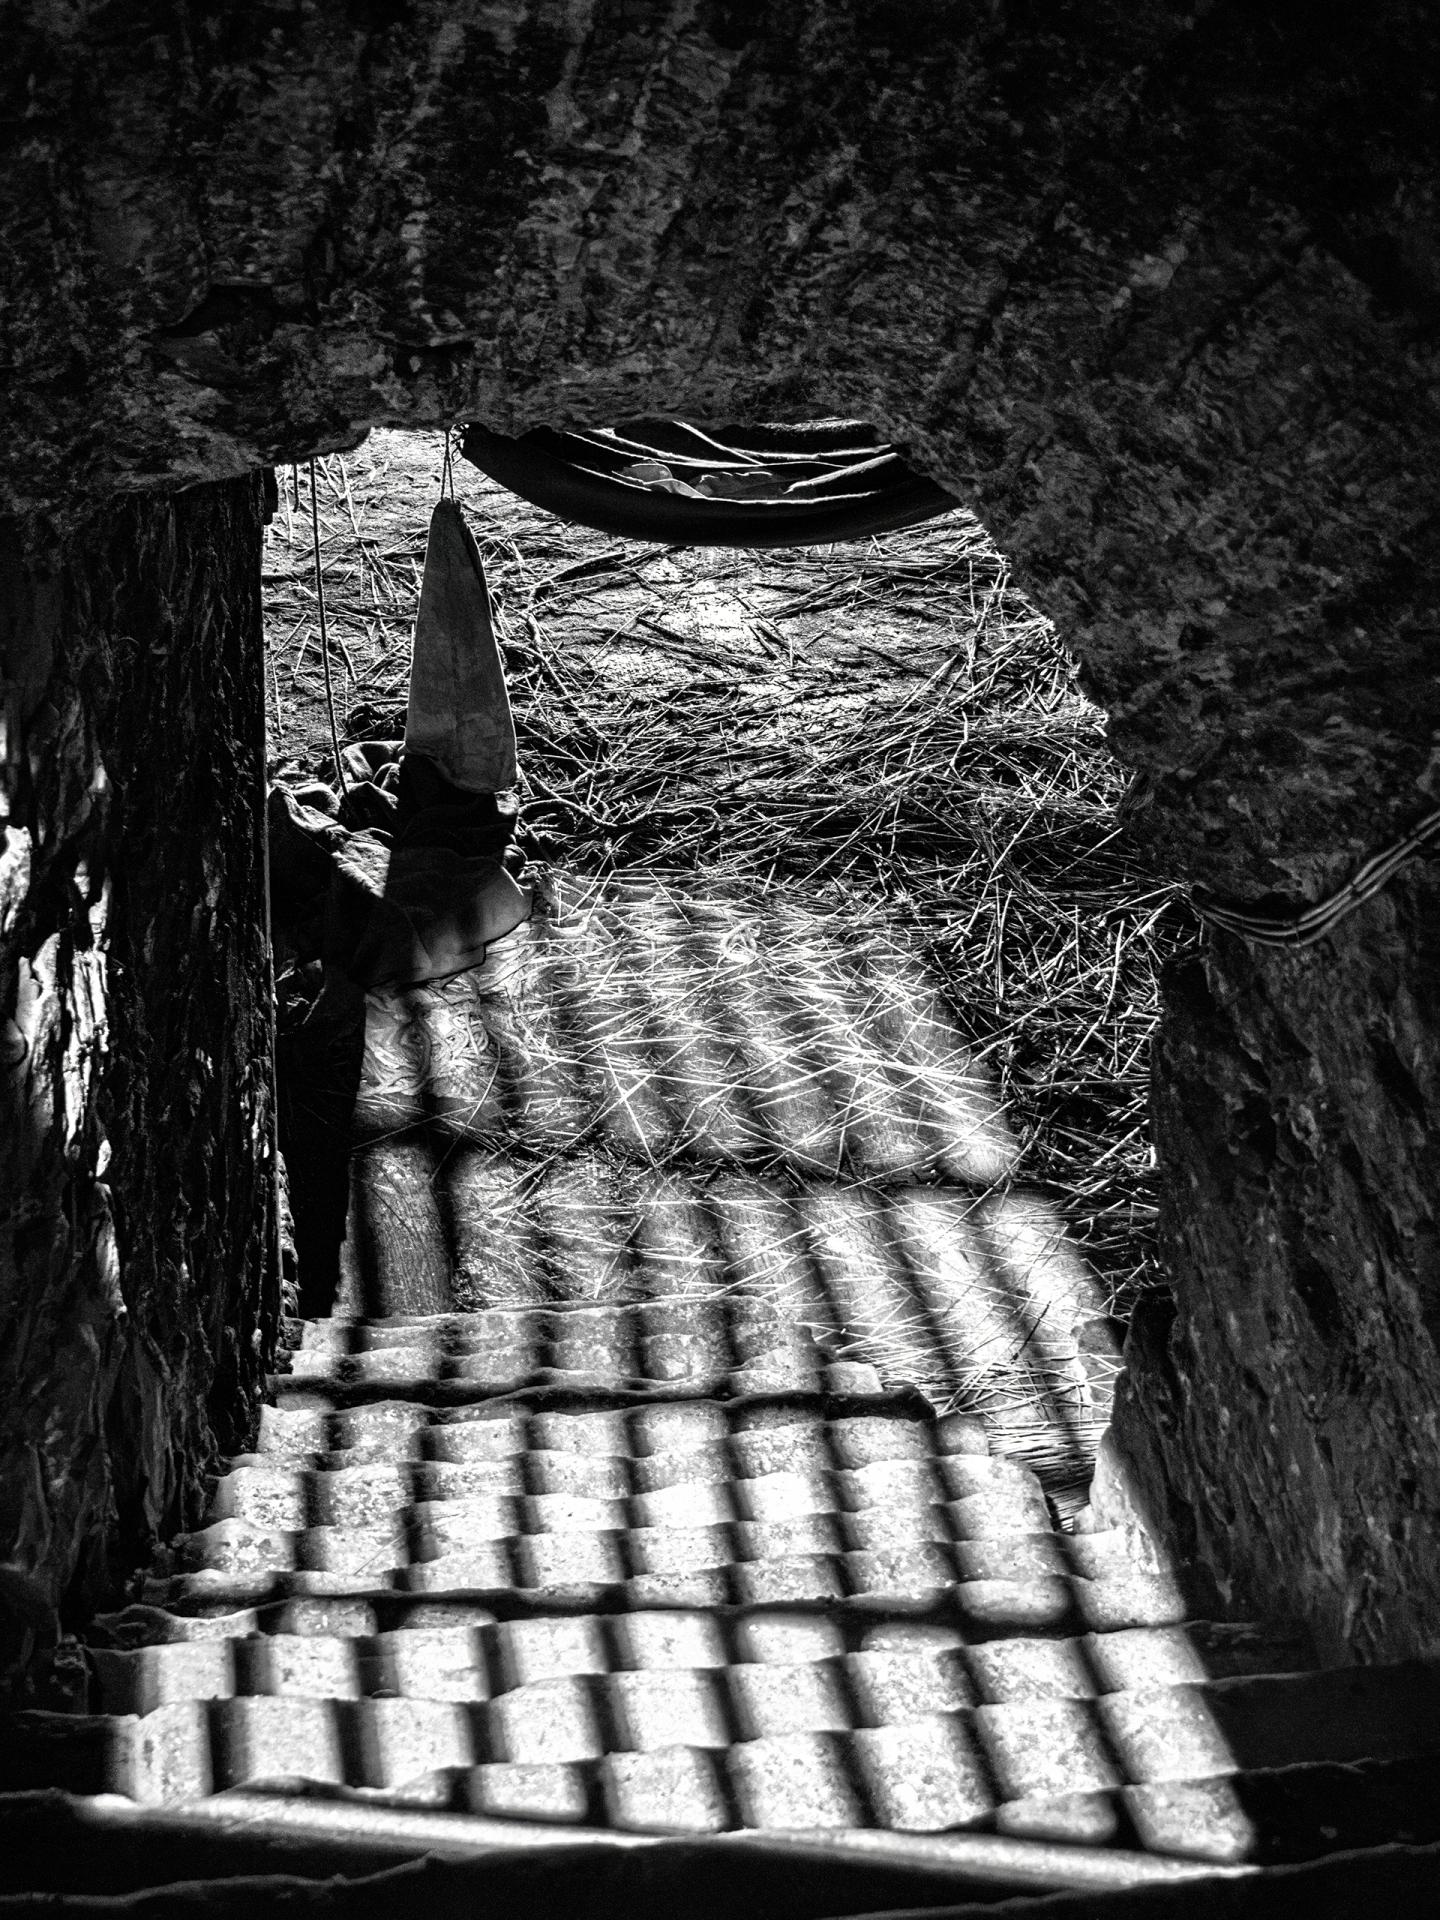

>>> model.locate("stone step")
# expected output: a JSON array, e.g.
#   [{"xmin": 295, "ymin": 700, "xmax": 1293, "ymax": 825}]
[
  {"xmin": 272, "ymin": 1268, "xmax": 1112, "ymax": 1510},
  {"xmin": 280, "ymin": 1304, "xmax": 825, "ymax": 1361},
  {"xmin": 142, "ymin": 1513, "xmax": 1185, "ymax": 1630},
  {"xmin": 147, "ymin": 1398, "xmax": 1183, "ymax": 1629},
  {"xmin": 247, "ymin": 1395, "xmax": 992, "ymax": 1469},
  {"xmin": 6, "ymin": 1786, "xmax": 1440, "ymax": 1914},
  {"xmin": 270, "ymin": 1303, "xmax": 877, "ymax": 1403},
  {"xmin": 28, "ymin": 1595, "xmax": 1434, "ymax": 1868},
  {"xmin": 0, "ymin": 1786, "xmax": 1257, "ymax": 1907},
  {"xmin": 71, "ymin": 1646, "xmax": 1440, "ymax": 1784},
  {"xmin": 208, "ymin": 1446, "xmax": 1048, "ymax": 1524},
  {"xmin": 82, "ymin": 1622, "xmax": 1240, "ymax": 1717},
  {"xmin": 8, "ymin": 1695, "xmax": 1440, "ymax": 1871},
  {"xmin": 88, "ymin": 1600, "xmax": 1315, "ymax": 1682},
  {"xmin": 37, "ymin": 1304, "xmax": 1352, "ymax": 1888},
  {"xmin": 267, "ymin": 1358, "xmax": 891, "ymax": 1408},
  {"xmin": 138, "ymin": 1568, "xmax": 1186, "ymax": 1641}
]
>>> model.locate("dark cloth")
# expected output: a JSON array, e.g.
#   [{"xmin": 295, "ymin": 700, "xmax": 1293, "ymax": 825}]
[{"xmin": 269, "ymin": 745, "xmax": 530, "ymax": 990}]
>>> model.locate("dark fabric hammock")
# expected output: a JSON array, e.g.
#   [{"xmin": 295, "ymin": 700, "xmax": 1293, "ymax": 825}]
[{"xmin": 461, "ymin": 417, "xmax": 959, "ymax": 547}]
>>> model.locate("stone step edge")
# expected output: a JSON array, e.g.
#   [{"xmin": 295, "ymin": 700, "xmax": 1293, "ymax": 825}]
[
  {"xmin": 275, "ymin": 1309, "xmax": 1122, "ymax": 1426},
  {"xmin": 10, "ymin": 1792, "xmax": 1440, "ymax": 1916},
  {"xmin": 76, "ymin": 1658, "xmax": 1351, "ymax": 1731},
  {"xmin": 85, "ymin": 1602, "xmax": 1316, "ymax": 1685},
  {"xmin": 134, "ymin": 1566, "xmax": 1193, "ymax": 1638},
  {"xmin": 264, "ymin": 1374, "xmax": 941, "ymax": 1415},
  {"xmin": 9, "ymin": 1786, "xmax": 1249, "ymax": 1896},
  {"xmin": 13, "ymin": 1664, "xmax": 1440, "ymax": 1802},
  {"xmin": 255, "ymin": 1380, "xmax": 981, "ymax": 1425},
  {"xmin": 32, "ymin": 1664, "xmax": 1440, "ymax": 1769},
  {"xmin": 282, "ymin": 1308, "xmax": 829, "ymax": 1337}
]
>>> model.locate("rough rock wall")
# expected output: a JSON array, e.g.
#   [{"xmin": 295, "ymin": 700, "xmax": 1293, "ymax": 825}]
[
  {"xmin": 3, "ymin": 2, "xmax": 1436, "ymax": 882},
  {"xmin": 0, "ymin": 477, "xmax": 275, "ymax": 1689},
  {"xmin": 1116, "ymin": 866, "xmax": 1440, "ymax": 1665},
  {"xmin": 1, "ymin": 1, "xmax": 1438, "ymax": 1657}
]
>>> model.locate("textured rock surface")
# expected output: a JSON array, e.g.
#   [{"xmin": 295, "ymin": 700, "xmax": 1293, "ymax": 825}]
[
  {"xmin": 1, "ymin": 3, "xmax": 1439, "ymax": 1656},
  {"xmin": 1113, "ymin": 870, "xmax": 1440, "ymax": 1665},
  {"xmin": 0, "ymin": 477, "xmax": 276, "ymax": 1690}
]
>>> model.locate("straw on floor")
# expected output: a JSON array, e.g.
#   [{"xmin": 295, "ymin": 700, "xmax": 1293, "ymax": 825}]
[{"xmin": 263, "ymin": 433, "xmax": 1198, "ymax": 1511}]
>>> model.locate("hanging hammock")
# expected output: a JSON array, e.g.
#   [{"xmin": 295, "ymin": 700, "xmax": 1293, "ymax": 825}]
[
  {"xmin": 460, "ymin": 417, "xmax": 959, "ymax": 547},
  {"xmin": 270, "ymin": 497, "xmax": 531, "ymax": 992}
]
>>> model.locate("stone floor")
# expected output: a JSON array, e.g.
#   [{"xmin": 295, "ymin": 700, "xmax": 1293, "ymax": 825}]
[
  {"xmin": 86, "ymin": 1303, "xmax": 1283, "ymax": 1858},
  {"xmin": 11, "ymin": 879, "xmax": 1440, "ymax": 1906},
  {"xmin": 316, "ymin": 874, "xmax": 1125, "ymax": 1511},
  {"xmin": 53, "ymin": 1295, "xmax": 1440, "ymax": 1900}
]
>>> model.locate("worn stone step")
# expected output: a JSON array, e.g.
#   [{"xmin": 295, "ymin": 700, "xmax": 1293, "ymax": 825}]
[
  {"xmin": 11, "ymin": 1695, "xmax": 1440, "ymax": 1872},
  {"xmin": 207, "ymin": 1441, "xmax": 1041, "ymax": 1529},
  {"xmin": 0, "ymin": 1699, "xmax": 1259, "ymax": 1833},
  {"xmin": 94, "ymin": 1599, "xmax": 1251, "ymax": 1668},
  {"xmin": 91, "ymin": 1622, "xmax": 1217, "ymax": 1717},
  {"xmin": 47, "ymin": 1283, "xmax": 1353, "ymax": 1889},
  {"xmin": 271, "ymin": 1301, "xmax": 867, "ymax": 1403},
  {"xmin": 280, "ymin": 1304, "xmax": 823, "ymax": 1370},
  {"xmin": 11, "ymin": 1786, "xmax": 1440, "ymax": 1912},
  {"xmin": 0, "ymin": 1783, "xmax": 1265, "ymax": 1906},
  {"xmin": 203, "ymin": 1465, "xmax": 1055, "ymax": 1538},
  {"xmin": 268, "ymin": 1358, "xmax": 889, "ymax": 1408},
  {"xmin": 84, "ymin": 1614, "xmax": 1321, "ymax": 1788},
  {"xmin": 138, "ymin": 1536, "xmax": 1198, "ymax": 1628},
  {"xmin": 69, "ymin": 1653, "xmax": 1440, "ymax": 1798},
  {"xmin": 248, "ymin": 1394, "xmax": 991, "ymax": 1461}
]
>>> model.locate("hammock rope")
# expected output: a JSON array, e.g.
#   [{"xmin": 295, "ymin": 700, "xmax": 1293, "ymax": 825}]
[{"xmin": 309, "ymin": 456, "xmax": 348, "ymax": 797}]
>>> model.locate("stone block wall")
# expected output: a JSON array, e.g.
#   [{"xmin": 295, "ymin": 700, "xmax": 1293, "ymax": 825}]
[{"xmin": 0, "ymin": 477, "xmax": 275, "ymax": 1691}]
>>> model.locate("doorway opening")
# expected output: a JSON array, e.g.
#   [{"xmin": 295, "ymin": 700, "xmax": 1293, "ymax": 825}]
[{"xmin": 261, "ymin": 425, "xmax": 1197, "ymax": 1517}]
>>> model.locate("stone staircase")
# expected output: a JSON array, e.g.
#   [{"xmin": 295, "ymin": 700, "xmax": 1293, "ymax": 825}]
[
  {"xmin": 6, "ymin": 884, "xmax": 1440, "ymax": 1911},
  {"xmin": 6, "ymin": 1301, "xmax": 1440, "ymax": 1912}
]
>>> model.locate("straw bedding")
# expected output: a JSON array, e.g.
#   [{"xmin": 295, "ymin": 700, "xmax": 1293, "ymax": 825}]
[{"xmin": 263, "ymin": 432, "xmax": 1198, "ymax": 1503}]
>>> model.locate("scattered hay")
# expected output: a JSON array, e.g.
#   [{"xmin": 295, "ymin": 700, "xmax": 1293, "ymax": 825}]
[
  {"xmin": 265, "ymin": 432, "xmax": 1197, "ymax": 1509},
  {"xmin": 337, "ymin": 873, "xmax": 1112, "ymax": 1504},
  {"xmin": 265, "ymin": 432, "xmax": 1195, "ymax": 1326}
]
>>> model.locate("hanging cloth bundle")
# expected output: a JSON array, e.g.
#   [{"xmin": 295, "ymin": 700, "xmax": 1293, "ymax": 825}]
[
  {"xmin": 403, "ymin": 496, "xmax": 518, "ymax": 793},
  {"xmin": 269, "ymin": 497, "xmax": 532, "ymax": 991},
  {"xmin": 337, "ymin": 495, "xmax": 532, "ymax": 985}
]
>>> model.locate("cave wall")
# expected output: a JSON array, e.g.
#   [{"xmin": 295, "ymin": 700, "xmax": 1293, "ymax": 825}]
[
  {"xmin": 1, "ymin": 0, "xmax": 1438, "ymax": 1659},
  {"xmin": 0, "ymin": 477, "xmax": 275, "ymax": 1689},
  {"xmin": 1115, "ymin": 866, "xmax": 1440, "ymax": 1664}
]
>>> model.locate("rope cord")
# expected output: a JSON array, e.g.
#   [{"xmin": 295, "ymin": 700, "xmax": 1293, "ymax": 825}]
[
  {"xmin": 1191, "ymin": 801, "xmax": 1440, "ymax": 948},
  {"xmin": 309, "ymin": 457, "xmax": 348, "ymax": 797},
  {"xmin": 452, "ymin": 414, "xmax": 1436, "ymax": 948}
]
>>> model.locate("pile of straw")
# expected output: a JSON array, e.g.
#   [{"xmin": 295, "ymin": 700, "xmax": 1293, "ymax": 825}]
[
  {"xmin": 264, "ymin": 434, "xmax": 1197, "ymax": 1334},
  {"xmin": 341, "ymin": 871, "xmax": 1123, "ymax": 1505}
]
